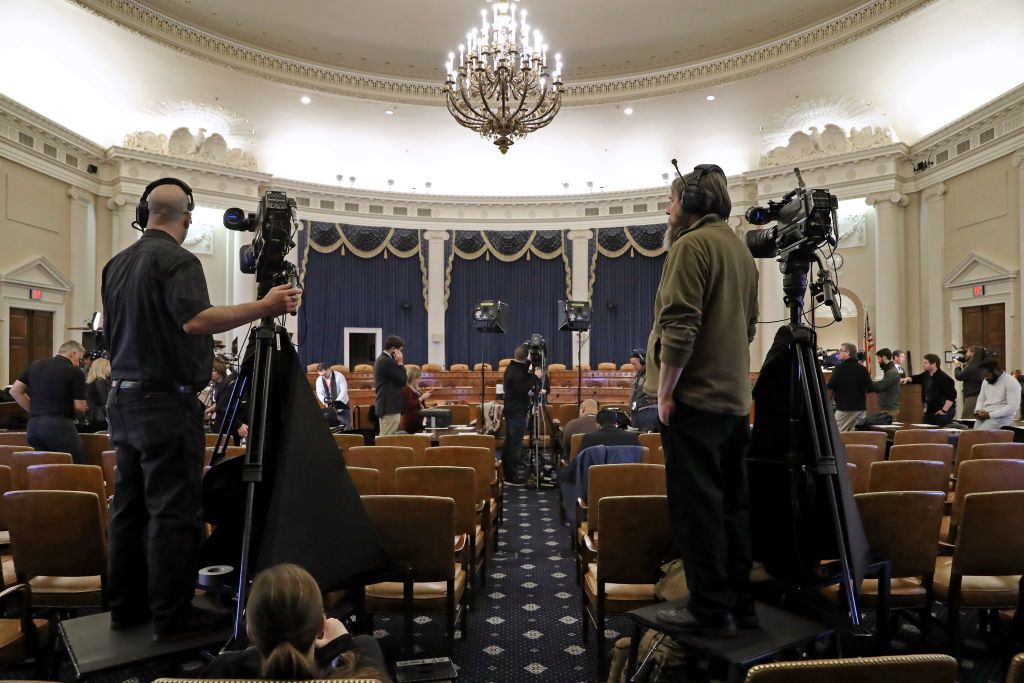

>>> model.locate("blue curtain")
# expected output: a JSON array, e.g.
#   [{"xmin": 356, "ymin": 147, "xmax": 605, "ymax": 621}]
[
  {"xmin": 589, "ymin": 252, "xmax": 666, "ymax": 366},
  {"xmin": 446, "ymin": 256, "xmax": 571, "ymax": 367},
  {"xmin": 298, "ymin": 250, "xmax": 426, "ymax": 367}
]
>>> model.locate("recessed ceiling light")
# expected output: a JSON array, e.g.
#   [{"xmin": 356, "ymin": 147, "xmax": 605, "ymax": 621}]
[
  {"xmin": 623, "ymin": 107, "xmax": 634, "ymax": 116},
  {"xmin": 384, "ymin": 109, "xmax": 395, "ymax": 116},
  {"xmin": 706, "ymin": 95, "xmax": 716, "ymax": 101},
  {"xmin": 300, "ymin": 95, "xmax": 311, "ymax": 104}
]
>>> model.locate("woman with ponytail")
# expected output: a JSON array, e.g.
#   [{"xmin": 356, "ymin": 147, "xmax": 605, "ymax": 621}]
[{"xmin": 201, "ymin": 563, "xmax": 390, "ymax": 681}]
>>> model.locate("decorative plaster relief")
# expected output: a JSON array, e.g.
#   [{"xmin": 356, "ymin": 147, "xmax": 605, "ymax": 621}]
[
  {"xmin": 123, "ymin": 126, "xmax": 258, "ymax": 171},
  {"xmin": 760, "ymin": 124, "xmax": 895, "ymax": 168}
]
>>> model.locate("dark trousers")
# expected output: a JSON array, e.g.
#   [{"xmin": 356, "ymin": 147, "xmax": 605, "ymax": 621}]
[
  {"xmin": 503, "ymin": 414, "xmax": 527, "ymax": 480},
  {"xmin": 924, "ymin": 406, "xmax": 956, "ymax": 427},
  {"xmin": 661, "ymin": 403, "xmax": 754, "ymax": 623},
  {"xmin": 27, "ymin": 415, "xmax": 84, "ymax": 464},
  {"xmin": 106, "ymin": 388, "xmax": 205, "ymax": 625}
]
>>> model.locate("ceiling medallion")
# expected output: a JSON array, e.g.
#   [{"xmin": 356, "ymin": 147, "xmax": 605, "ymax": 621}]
[{"xmin": 444, "ymin": 0, "xmax": 563, "ymax": 153}]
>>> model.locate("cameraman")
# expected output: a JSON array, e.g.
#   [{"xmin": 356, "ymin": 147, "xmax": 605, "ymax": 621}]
[
  {"xmin": 648, "ymin": 164, "xmax": 759, "ymax": 637},
  {"xmin": 502, "ymin": 345, "xmax": 538, "ymax": 486},
  {"xmin": 102, "ymin": 179, "xmax": 301, "ymax": 641},
  {"xmin": 954, "ymin": 345, "xmax": 984, "ymax": 419}
]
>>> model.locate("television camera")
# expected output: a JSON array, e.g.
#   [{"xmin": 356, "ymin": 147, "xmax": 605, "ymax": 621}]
[{"xmin": 224, "ymin": 190, "xmax": 300, "ymax": 298}]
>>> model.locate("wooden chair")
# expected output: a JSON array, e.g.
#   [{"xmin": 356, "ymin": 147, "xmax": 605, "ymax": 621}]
[
  {"xmin": 333, "ymin": 432, "xmax": 365, "ymax": 457},
  {"xmin": 352, "ymin": 404, "xmax": 374, "ymax": 431},
  {"xmin": 619, "ymin": 363, "xmax": 634, "ymax": 371},
  {"xmin": 375, "ymin": 434, "xmax": 431, "ymax": 465},
  {"xmin": 574, "ymin": 364, "xmax": 592, "ymax": 371},
  {"xmin": 396, "ymin": 466, "xmax": 485, "ymax": 596},
  {"xmin": 559, "ymin": 403, "xmax": 579, "ymax": 423},
  {"xmin": 439, "ymin": 433, "xmax": 500, "ymax": 524},
  {"xmin": 204, "ymin": 433, "xmax": 220, "ymax": 447},
  {"xmin": 596, "ymin": 362, "xmax": 617, "ymax": 371},
  {"xmin": 330, "ymin": 364, "xmax": 349, "ymax": 373},
  {"xmin": 497, "ymin": 358, "xmax": 512, "ymax": 369},
  {"xmin": 846, "ymin": 491, "xmax": 945, "ymax": 650},
  {"xmin": 954, "ymin": 428, "xmax": 1013, "ymax": 465},
  {"xmin": 445, "ymin": 404, "xmax": 472, "ymax": 425},
  {"xmin": 548, "ymin": 363, "xmax": 567, "ymax": 371},
  {"xmin": 0, "ymin": 446, "xmax": 29, "ymax": 469},
  {"xmin": 203, "ymin": 446, "xmax": 245, "ymax": 468},
  {"xmin": 846, "ymin": 463, "xmax": 865, "ymax": 499},
  {"xmin": 942, "ymin": 459, "xmax": 1024, "ymax": 545},
  {"xmin": 361, "ymin": 495, "xmax": 467, "ymax": 655},
  {"xmin": 100, "ymin": 450, "xmax": 117, "ymax": 497},
  {"xmin": 9, "ymin": 452, "xmax": 73, "ymax": 491},
  {"xmin": 958, "ymin": 442, "xmax": 1024, "ymax": 475},
  {"xmin": 422, "ymin": 363, "xmax": 444, "ymax": 372},
  {"xmin": 582, "ymin": 495, "xmax": 675, "ymax": 678},
  {"xmin": 0, "ymin": 466, "xmax": 11, "ymax": 546},
  {"xmin": 78, "ymin": 433, "xmax": 109, "ymax": 468},
  {"xmin": 345, "ymin": 446, "xmax": 415, "ymax": 495},
  {"xmin": 346, "ymin": 467, "xmax": 380, "ymax": 496},
  {"xmin": 449, "ymin": 363, "xmax": 469, "ymax": 372},
  {"xmin": 889, "ymin": 444, "xmax": 955, "ymax": 485},
  {"xmin": 743, "ymin": 654, "xmax": 958, "ymax": 682},
  {"xmin": 643, "ymin": 446, "xmax": 665, "ymax": 465},
  {"xmin": 472, "ymin": 363, "xmax": 492, "ymax": 371},
  {"xmin": 0, "ymin": 583, "xmax": 50, "ymax": 672},
  {"xmin": 4, "ymin": 490, "xmax": 107, "ymax": 609},
  {"xmin": 893, "ymin": 429, "xmax": 948, "ymax": 446},
  {"xmin": 1008, "ymin": 652, "xmax": 1024, "ymax": 683},
  {"xmin": 638, "ymin": 432, "xmax": 661, "ymax": 455},
  {"xmin": 843, "ymin": 444, "xmax": 884, "ymax": 494},
  {"xmin": 840, "ymin": 431, "xmax": 888, "ymax": 452},
  {"xmin": 424, "ymin": 446, "xmax": 495, "ymax": 554},
  {"xmin": 867, "ymin": 460, "xmax": 947, "ymax": 493},
  {"xmin": 0, "ymin": 434, "xmax": 29, "ymax": 447},
  {"xmin": 25, "ymin": 464, "xmax": 108, "ymax": 534},
  {"xmin": 354, "ymin": 364, "xmax": 374, "ymax": 373},
  {"xmin": 933, "ymin": 490, "xmax": 1024, "ymax": 659},
  {"xmin": 568, "ymin": 432, "xmax": 586, "ymax": 465}
]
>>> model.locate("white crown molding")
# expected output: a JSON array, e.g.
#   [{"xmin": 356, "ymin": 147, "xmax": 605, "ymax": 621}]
[
  {"xmin": 68, "ymin": 0, "xmax": 934, "ymax": 107},
  {"xmin": 0, "ymin": 94, "xmax": 105, "ymax": 159},
  {"xmin": 911, "ymin": 84, "xmax": 1024, "ymax": 157}
]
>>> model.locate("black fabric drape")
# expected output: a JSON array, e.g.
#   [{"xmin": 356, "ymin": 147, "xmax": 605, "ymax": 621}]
[{"xmin": 589, "ymin": 252, "xmax": 666, "ymax": 366}]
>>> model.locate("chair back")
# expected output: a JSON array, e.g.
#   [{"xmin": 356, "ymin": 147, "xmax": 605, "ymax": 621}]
[
  {"xmin": 0, "ymin": 466, "xmax": 11, "ymax": 531},
  {"xmin": 26, "ymin": 464, "xmax": 108, "ymax": 531},
  {"xmin": 867, "ymin": 460, "xmax": 947, "ymax": 493},
  {"xmin": 5, "ymin": 490, "xmax": 106, "ymax": 577},
  {"xmin": 619, "ymin": 363, "xmax": 634, "ymax": 371},
  {"xmin": 570, "ymin": 432, "xmax": 585, "ymax": 464},
  {"xmin": 422, "ymin": 363, "xmax": 444, "ymax": 373},
  {"xmin": 497, "ymin": 358, "xmax": 512, "ymax": 369},
  {"xmin": 855, "ymin": 491, "xmax": 944, "ymax": 577},
  {"xmin": 100, "ymin": 450, "xmax": 117, "ymax": 496},
  {"xmin": 596, "ymin": 362, "xmax": 617, "ymax": 371},
  {"xmin": 960, "ymin": 442, "xmax": 1024, "ymax": 473},
  {"xmin": 375, "ymin": 434, "xmax": 431, "ymax": 464},
  {"xmin": 951, "ymin": 459, "xmax": 1024, "ymax": 525},
  {"xmin": 547, "ymin": 363, "xmax": 567, "ymax": 372},
  {"xmin": 893, "ymin": 429, "xmax": 948, "ymax": 446},
  {"xmin": 204, "ymin": 433, "xmax": 220, "ymax": 447},
  {"xmin": 445, "ymin": 405, "xmax": 472, "ymax": 425},
  {"xmin": 449, "ymin": 363, "xmax": 469, "ymax": 372},
  {"xmin": 597, "ymin": 496, "xmax": 675, "ymax": 585},
  {"xmin": 203, "ymin": 446, "xmax": 245, "ymax": 468},
  {"xmin": 79, "ymin": 433, "xmax": 110, "ymax": 467},
  {"xmin": 1007, "ymin": 652, "xmax": 1024, "ymax": 683},
  {"xmin": 846, "ymin": 463, "xmax": 866, "ymax": 497},
  {"xmin": 473, "ymin": 363, "xmax": 492, "ymax": 371},
  {"xmin": 352, "ymin": 404, "xmax": 374, "ymax": 431},
  {"xmin": 587, "ymin": 464, "xmax": 666, "ymax": 536},
  {"xmin": 638, "ymin": 432, "xmax": 662, "ymax": 454},
  {"xmin": 889, "ymin": 443, "xmax": 954, "ymax": 482},
  {"xmin": 839, "ymin": 431, "xmax": 888, "ymax": 451},
  {"xmin": 843, "ymin": 445, "xmax": 883, "ymax": 494},
  {"xmin": 438, "ymin": 433, "xmax": 496, "ymax": 459},
  {"xmin": 560, "ymin": 404, "xmax": 579, "ymax": 422},
  {"xmin": 423, "ymin": 446, "xmax": 493, "ymax": 506},
  {"xmin": 0, "ymin": 433, "xmax": 29, "ymax": 447},
  {"xmin": 954, "ymin": 428, "xmax": 1012, "ymax": 464},
  {"xmin": 743, "ymin": 654, "xmax": 958, "ymax": 682},
  {"xmin": 354, "ymin": 364, "xmax": 374, "ymax": 373},
  {"xmin": 396, "ymin": 466, "xmax": 476, "ymax": 536},
  {"xmin": 643, "ymin": 446, "xmax": 665, "ymax": 465},
  {"xmin": 954, "ymin": 490, "xmax": 1024, "ymax": 576},
  {"xmin": 330, "ymin": 364, "xmax": 349, "ymax": 373},
  {"xmin": 347, "ymin": 466, "xmax": 381, "ymax": 496},
  {"xmin": 362, "ymin": 495, "xmax": 455, "ymax": 582},
  {"xmin": 345, "ymin": 446, "xmax": 416, "ymax": 495},
  {"xmin": 0, "ymin": 446, "xmax": 27, "ymax": 469},
  {"xmin": 10, "ymin": 452, "xmax": 73, "ymax": 490},
  {"xmin": 333, "ymin": 433, "xmax": 366, "ymax": 456}
]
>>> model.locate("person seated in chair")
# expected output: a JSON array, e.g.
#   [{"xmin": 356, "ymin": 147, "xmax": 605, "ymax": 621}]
[
  {"xmin": 560, "ymin": 399, "xmax": 599, "ymax": 455},
  {"xmin": 579, "ymin": 407, "xmax": 641, "ymax": 451},
  {"xmin": 201, "ymin": 563, "xmax": 391, "ymax": 682}
]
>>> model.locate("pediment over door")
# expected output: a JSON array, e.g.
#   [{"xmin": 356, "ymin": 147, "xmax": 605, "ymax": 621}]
[
  {"xmin": 943, "ymin": 252, "xmax": 1017, "ymax": 288},
  {"xmin": 0, "ymin": 257, "xmax": 73, "ymax": 292}
]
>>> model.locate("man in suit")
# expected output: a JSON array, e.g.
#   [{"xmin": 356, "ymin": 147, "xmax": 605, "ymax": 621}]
[
  {"xmin": 316, "ymin": 363, "xmax": 350, "ymax": 429},
  {"xmin": 579, "ymin": 408, "xmax": 640, "ymax": 451},
  {"xmin": 893, "ymin": 349, "xmax": 907, "ymax": 377},
  {"xmin": 373, "ymin": 336, "xmax": 407, "ymax": 436}
]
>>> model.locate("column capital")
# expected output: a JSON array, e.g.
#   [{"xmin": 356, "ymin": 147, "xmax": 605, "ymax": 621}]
[
  {"xmin": 106, "ymin": 195, "xmax": 130, "ymax": 211},
  {"xmin": 865, "ymin": 192, "xmax": 908, "ymax": 208},
  {"xmin": 567, "ymin": 228, "xmax": 594, "ymax": 242},
  {"xmin": 423, "ymin": 230, "xmax": 449, "ymax": 242},
  {"xmin": 922, "ymin": 183, "xmax": 947, "ymax": 203},
  {"xmin": 1011, "ymin": 148, "xmax": 1024, "ymax": 169},
  {"xmin": 67, "ymin": 186, "xmax": 91, "ymax": 206}
]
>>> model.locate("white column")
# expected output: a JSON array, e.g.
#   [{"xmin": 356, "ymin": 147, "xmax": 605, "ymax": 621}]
[
  {"xmin": 1013, "ymin": 149, "xmax": 1024, "ymax": 370},
  {"xmin": 67, "ymin": 187, "xmax": 96, "ymax": 335},
  {"xmin": 919, "ymin": 183, "xmax": 947, "ymax": 355},
  {"xmin": 568, "ymin": 229, "xmax": 593, "ymax": 367},
  {"xmin": 228, "ymin": 230, "xmax": 253, "ymax": 355},
  {"xmin": 107, "ymin": 195, "xmax": 138, "ymax": 252},
  {"xmin": 425, "ymin": 230, "xmax": 449, "ymax": 367},
  {"xmin": 866, "ymin": 192, "xmax": 909, "ymax": 350}
]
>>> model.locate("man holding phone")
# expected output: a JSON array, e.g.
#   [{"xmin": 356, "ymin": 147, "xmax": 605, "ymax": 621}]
[{"xmin": 374, "ymin": 336, "xmax": 407, "ymax": 436}]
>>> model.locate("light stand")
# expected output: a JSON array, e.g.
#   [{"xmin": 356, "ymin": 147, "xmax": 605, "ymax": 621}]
[
  {"xmin": 472, "ymin": 300, "xmax": 508, "ymax": 432},
  {"xmin": 559, "ymin": 300, "xmax": 592, "ymax": 417}
]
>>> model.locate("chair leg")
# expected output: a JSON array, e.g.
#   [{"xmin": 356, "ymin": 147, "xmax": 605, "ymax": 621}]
[
  {"xmin": 874, "ymin": 561, "xmax": 891, "ymax": 655},
  {"xmin": 949, "ymin": 576, "xmax": 962, "ymax": 661},
  {"xmin": 921, "ymin": 575, "xmax": 935, "ymax": 644},
  {"xmin": 446, "ymin": 580, "xmax": 455, "ymax": 655},
  {"xmin": 460, "ymin": 585, "xmax": 469, "ymax": 638},
  {"xmin": 581, "ymin": 588, "xmax": 589, "ymax": 639},
  {"xmin": 403, "ymin": 580, "xmax": 414, "ymax": 657},
  {"xmin": 596, "ymin": 585, "xmax": 606, "ymax": 680}
]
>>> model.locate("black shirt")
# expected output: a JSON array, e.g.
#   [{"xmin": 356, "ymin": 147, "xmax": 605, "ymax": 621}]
[
  {"xmin": 502, "ymin": 360, "xmax": 538, "ymax": 418},
  {"xmin": 579, "ymin": 425, "xmax": 641, "ymax": 451},
  {"xmin": 954, "ymin": 363, "xmax": 983, "ymax": 398},
  {"xmin": 101, "ymin": 230, "xmax": 213, "ymax": 387},
  {"xmin": 17, "ymin": 355, "xmax": 86, "ymax": 419},
  {"xmin": 910, "ymin": 368, "xmax": 957, "ymax": 414},
  {"xmin": 826, "ymin": 358, "xmax": 874, "ymax": 411}
]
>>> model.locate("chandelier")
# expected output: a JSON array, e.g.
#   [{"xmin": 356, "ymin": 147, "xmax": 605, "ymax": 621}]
[{"xmin": 444, "ymin": 0, "xmax": 564, "ymax": 154}]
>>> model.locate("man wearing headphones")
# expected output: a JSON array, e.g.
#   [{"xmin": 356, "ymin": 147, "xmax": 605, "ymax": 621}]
[
  {"xmin": 102, "ymin": 179, "xmax": 301, "ymax": 641},
  {"xmin": 647, "ymin": 164, "xmax": 759, "ymax": 638},
  {"xmin": 628, "ymin": 348, "xmax": 659, "ymax": 432}
]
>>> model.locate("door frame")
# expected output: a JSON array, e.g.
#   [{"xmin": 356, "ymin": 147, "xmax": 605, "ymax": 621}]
[
  {"xmin": 1, "ymin": 257, "xmax": 71, "ymax": 384},
  {"xmin": 343, "ymin": 327, "xmax": 382, "ymax": 369},
  {"xmin": 944, "ymin": 253, "xmax": 1017, "ymax": 369}
]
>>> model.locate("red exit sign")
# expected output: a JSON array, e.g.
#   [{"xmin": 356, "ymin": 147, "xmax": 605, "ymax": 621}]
[
  {"xmin": 29, "ymin": 289, "xmax": 42, "ymax": 300},
  {"xmin": 972, "ymin": 285, "xmax": 986, "ymax": 297}
]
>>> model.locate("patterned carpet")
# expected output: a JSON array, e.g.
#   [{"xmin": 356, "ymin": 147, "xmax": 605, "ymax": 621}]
[{"xmin": 4, "ymin": 486, "xmax": 1020, "ymax": 682}]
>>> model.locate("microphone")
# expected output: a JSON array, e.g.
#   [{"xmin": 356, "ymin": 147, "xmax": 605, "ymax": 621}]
[{"xmin": 670, "ymin": 158, "xmax": 683, "ymax": 178}]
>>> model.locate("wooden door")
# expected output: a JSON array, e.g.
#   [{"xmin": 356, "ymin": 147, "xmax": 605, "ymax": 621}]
[
  {"xmin": 8, "ymin": 308, "xmax": 53, "ymax": 384},
  {"xmin": 961, "ymin": 303, "xmax": 1005, "ymax": 363}
]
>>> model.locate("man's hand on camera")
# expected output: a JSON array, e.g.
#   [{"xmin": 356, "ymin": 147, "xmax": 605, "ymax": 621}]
[{"xmin": 263, "ymin": 284, "xmax": 302, "ymax": 317}]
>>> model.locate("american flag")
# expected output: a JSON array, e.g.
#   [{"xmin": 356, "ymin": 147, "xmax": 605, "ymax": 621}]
[{"xmin": 863, "ymin": 310, "xmax": 874, "ymax": 370}]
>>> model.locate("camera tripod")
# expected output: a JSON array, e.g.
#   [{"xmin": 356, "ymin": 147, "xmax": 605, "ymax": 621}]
[{"xmin": 524, "ymin": 388, "xmax": 553, "ymax": 488}]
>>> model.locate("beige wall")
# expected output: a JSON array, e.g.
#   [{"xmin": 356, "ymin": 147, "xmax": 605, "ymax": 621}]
[
  {"xmin": 0, "ymin": 158, "xmax": 72, "ymax": 277},
  {"xmin": 902, "ymin": 192, "xmax": 922, "ymax": 362}
]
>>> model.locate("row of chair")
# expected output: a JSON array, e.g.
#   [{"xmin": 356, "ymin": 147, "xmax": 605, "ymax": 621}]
[{"xmin": 308, "ymin": 361, "xmax": 631, "ymax": 373}]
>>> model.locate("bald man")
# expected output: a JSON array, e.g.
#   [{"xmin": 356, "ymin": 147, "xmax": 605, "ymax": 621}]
[{"xmin": 102, "ymin": 178, "xmax": 301, "ymax": 641}]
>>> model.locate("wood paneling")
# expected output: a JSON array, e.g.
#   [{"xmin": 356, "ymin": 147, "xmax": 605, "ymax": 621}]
[
  {"xmin": 961, "ymin": 303, "xmax": 1005, "ymax": 362},
  {"xmin": 8, "ymin": 308, "xmax": 52, "ymax": 384}
]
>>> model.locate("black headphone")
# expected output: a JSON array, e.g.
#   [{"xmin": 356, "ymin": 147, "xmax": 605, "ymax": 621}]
[
  {"xmin": 630, "ymin": 348, "xmax": 646, "ymax": 364},
  {"xmin": 681, "ymin": 164, "xmax": 724, "ymax": 215},
  {"xmin": 134, "ymin": 177, "xmax": 195, "ymax": 231}
]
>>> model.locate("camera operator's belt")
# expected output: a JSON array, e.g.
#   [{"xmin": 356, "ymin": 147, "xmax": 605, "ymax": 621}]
[{"xmin": 111, "ymin": 379, "xmax": 197, "ymax": 395}]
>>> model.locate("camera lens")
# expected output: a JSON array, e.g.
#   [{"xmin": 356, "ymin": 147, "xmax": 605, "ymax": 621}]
[{"xmin": 223, "ymin": 207, "xmax": 249, "ymax": 230}]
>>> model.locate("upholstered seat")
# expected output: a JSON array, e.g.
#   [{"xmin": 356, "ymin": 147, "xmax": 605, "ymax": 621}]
[
  {"xmin": 743, "ymin": 654, "xmax": 958, "ymax": 682},
  {"xmin": 893, "ymin": 429, "xmax": 948, "ymax": 446},
  {"xmin": 27, "ymin": 575, "xmax": 104, "ymax": 607},
  {"xmin": 932, "ymin": 558, "xmax": 1019, "ymax": 607},
  {"xmin": 365, "ymin": 568, "xmax": 468, "ymax": 607},
  {"xmin": 583, "ymin": 564, "xmax": 655, "ymax": 603},
  {"xmin": 856, "ymin": 577, "xmax": 928, "ymax": 607}
]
